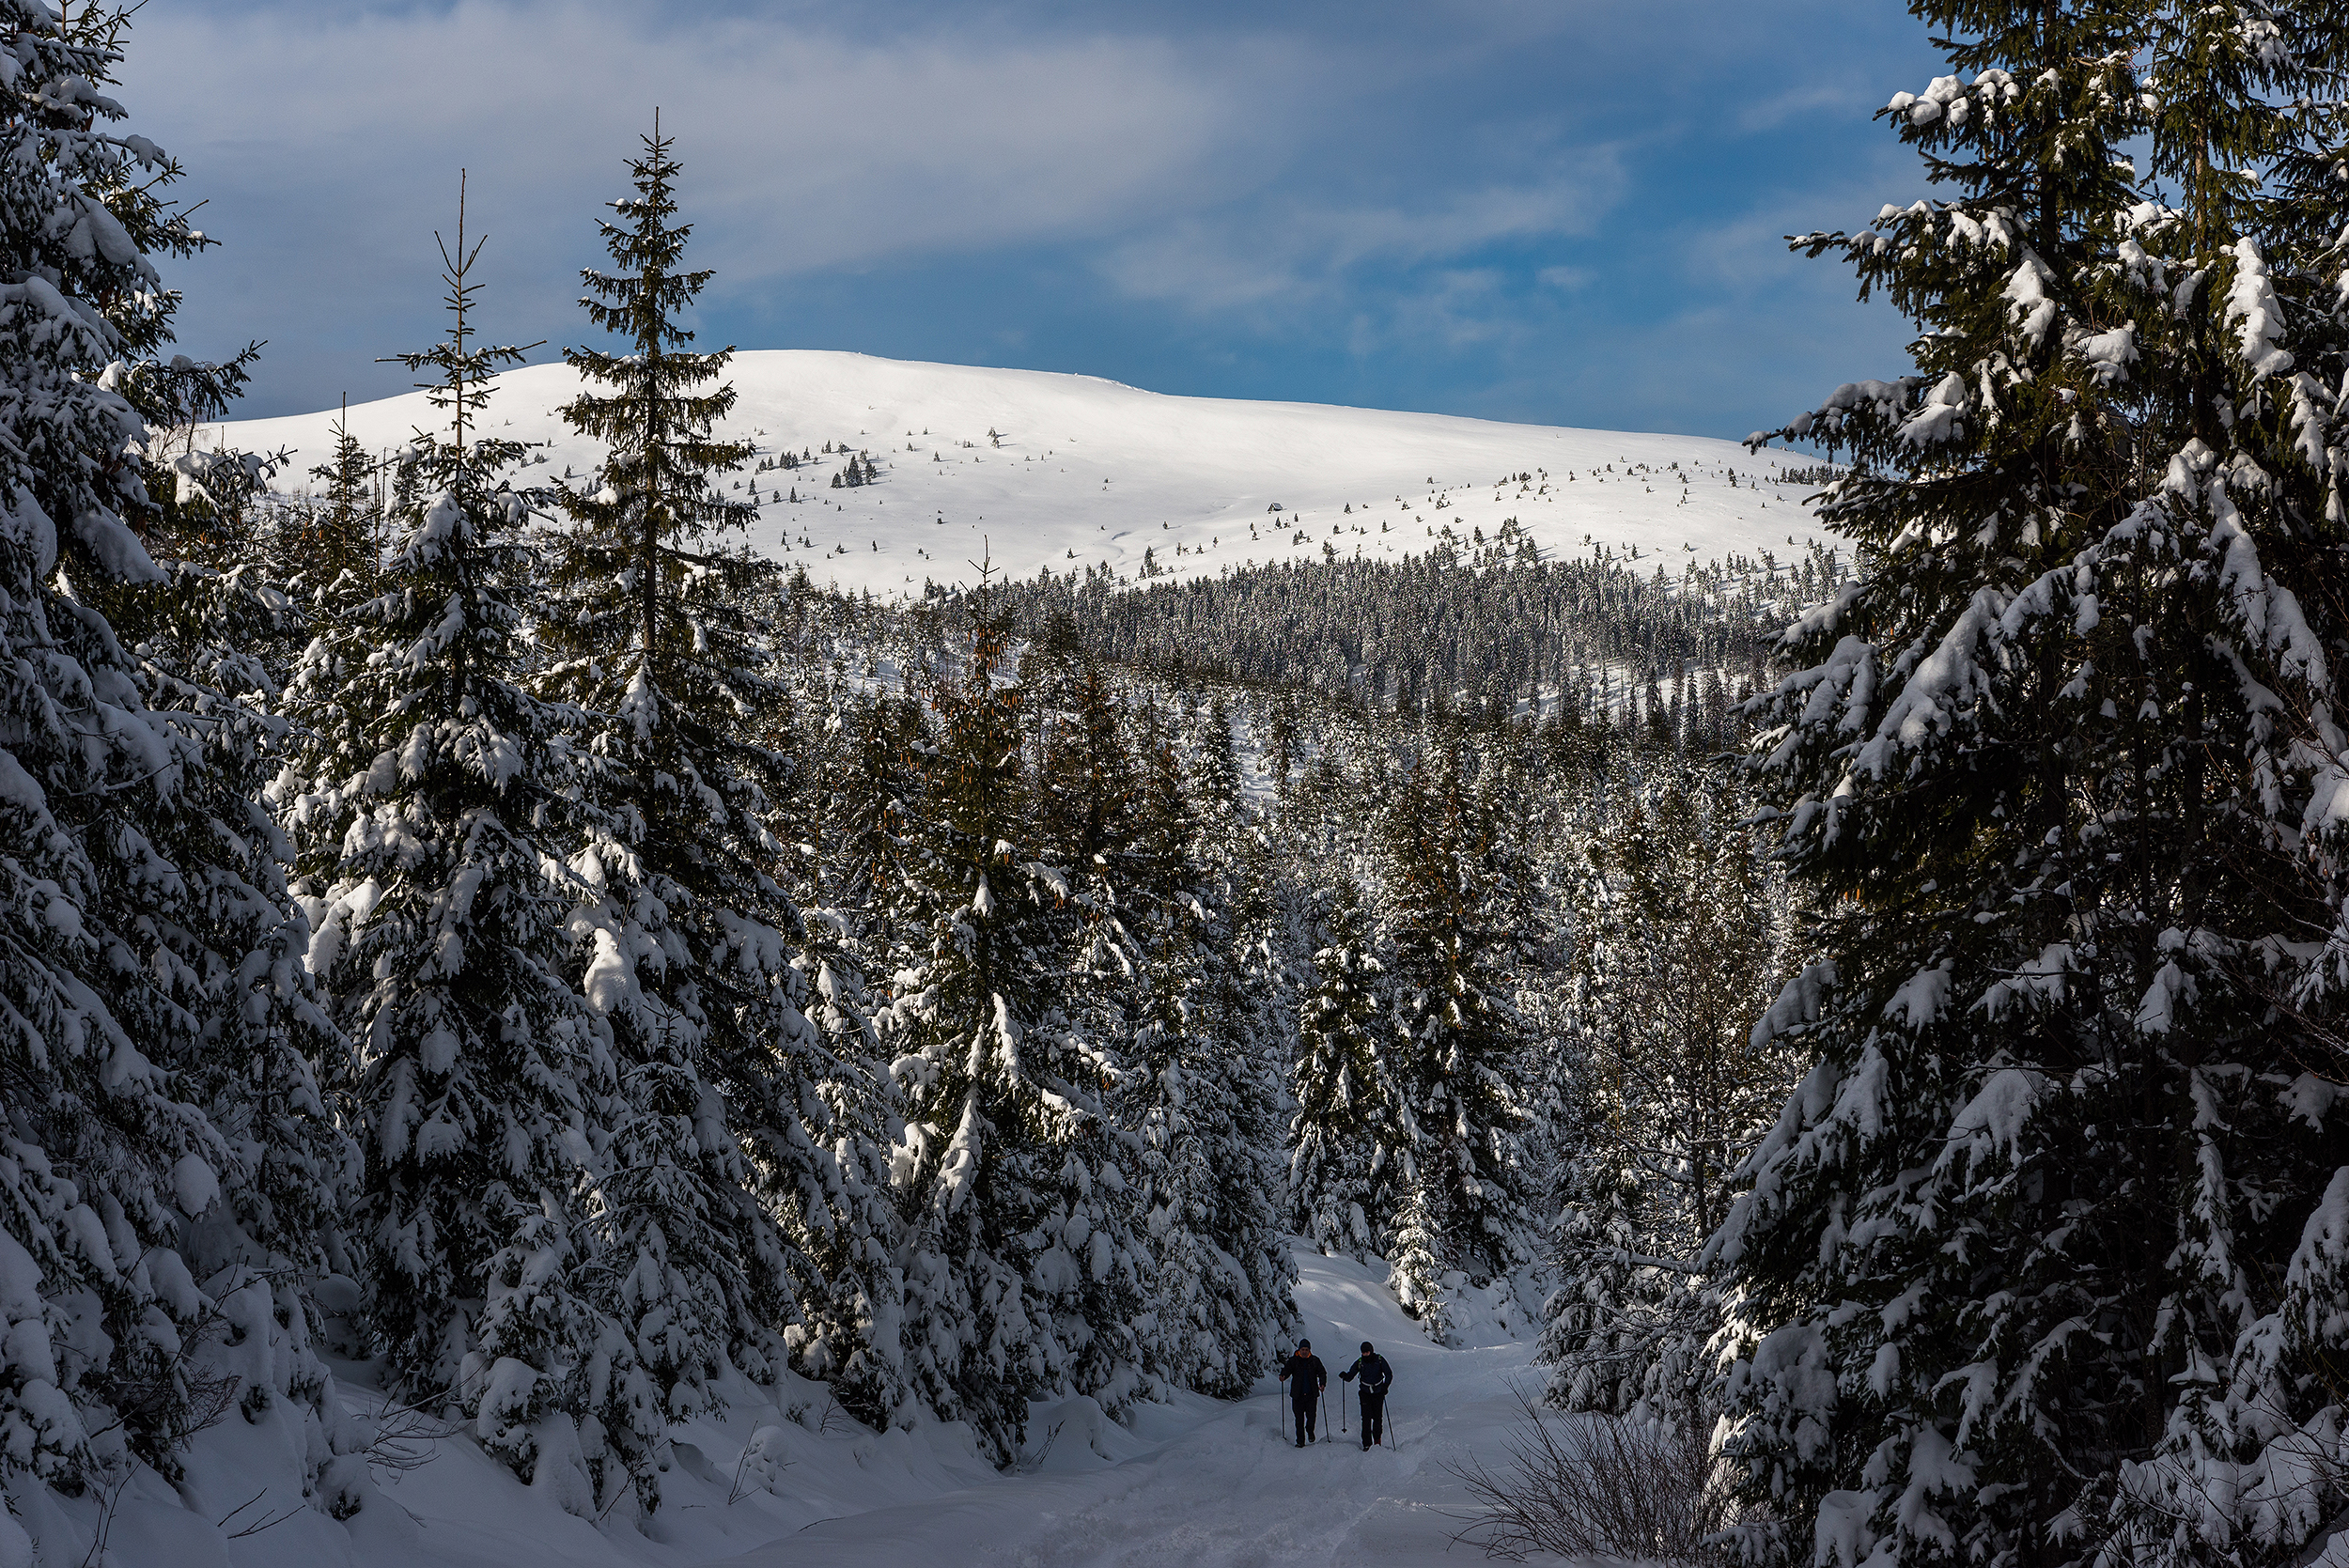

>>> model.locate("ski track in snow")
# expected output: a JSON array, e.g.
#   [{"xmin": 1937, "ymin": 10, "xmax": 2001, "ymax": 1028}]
[{"xmin": 205, "ymin": 349, "xmax": 1827, "ymax": 598}]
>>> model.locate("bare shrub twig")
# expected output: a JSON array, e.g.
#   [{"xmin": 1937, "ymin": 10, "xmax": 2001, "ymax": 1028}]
[{"xmin": 1447, "ymin": 1382, "xmax": 1735, "ymax": 1564}]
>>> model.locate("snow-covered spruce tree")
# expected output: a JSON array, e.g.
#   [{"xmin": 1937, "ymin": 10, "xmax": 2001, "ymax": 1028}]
[
  {"xmin": 1180, "ymin": 694, "xmax": 1243, "ymax": 821},
  {"xmin": 785, "ymin": 876, "xmax": 910, "ymax": 1428},
  {"xmin": 277, "ymin": 194, "xmax": 652, "ymax": 1513},
  {"xmin": 1376, "ymin": 738, "xmax": 1536, "ymax": 1341},
  {"xmin": 881, "ymin": 595, "xmax": 1133, "ymax": 1463},
  {"xmin": 777, "ymin": 688, "xmax": 916, "ymax": 1428},
  {"xmin": 1113, "ymin": 698, "xmax": 1290, "ymax": 1398},
  {"xmin": 0, "ymin": 0, "xmax": 356, "ymax": 1499},
  {"xmin": 1023, "ymin": 657, "xmax": 1158, "ymax": 1405},
  {"xmin": 77, "ymin": 58, "xmax": 371, "ymax": 1516},
  {"xmin": 1719, "ymin": 7, "xmax": 2349, "ymax": 1565},
  {"xmin": 303, "ymin": 403, "xmax": 379, "ymax": 592},
  {"xmin": 105, "ymin": 368, "xmax": 351, "ymax": 1304},
  {"xmin": 546, "ymin": 121, "xmax": 892, "ymax": 1417},
  {"xmin": 1286, "ymin": 878, "xmax": 1405, "ymax": 1262},
  {"xmin": 1180, "ymin": 706, "xmax": 1299, "ymax": 1381},
  {"xmin": 117, "ymin": 343, "xmax": 262, "ymax": 557},
  {"xmin": 104, "ymin": 481, "xmax": 356, "ymax": 1444},
  {"xmin": 817, "ymin": 690, "xmax": 927, "ymax": 994},
  {"xmin": 68, "ymin": 51, "xmax": 350, "ymax": 1325},
  {"xmin": 1540, "ymin": 767, "xmax": 1787, "ymax": 1422}
]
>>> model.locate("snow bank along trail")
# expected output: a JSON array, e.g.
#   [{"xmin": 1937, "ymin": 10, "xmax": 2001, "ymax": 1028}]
[
  {"xmin": 207, "ymin": 349, "xmax": 1826, "ymax": 598},
  {"xmin": 735, "ymin": 1245, "xmax": 1539, "ymax": 1568}
]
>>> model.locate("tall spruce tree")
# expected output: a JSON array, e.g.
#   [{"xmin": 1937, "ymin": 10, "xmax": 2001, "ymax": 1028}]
[
  {"xmin": 1717, "ymin": 5, "xmax": 2349, "ymax": 1565},
  {"xmin": 776, "ymin": 685, "xmax": 914, "ymax": 1429},
  {"xmin": 1286, "ymin": 878, "xmax": 1404, "ymax": 1261},
  {"xmin": 882, "ymin": 593, "xmax": 1137, "ymax": 1462},
  {"xmin": 1116, "ymin": 698, "xmax": 1291, "ymax": 1397},
  {"xmin": 1540, "ymin": 767, "xmax": 1788, "ymax": 1422},
  {"xmin": 113, "ymin": 491, "xmax": 354, "ymax": 1451},
  {"xmin": 0, "ymin": 0, "xmax": 352, "ymax": 1495},
  {"xmin": 1024, "ymin": 658, "xmax": 1159, "ymax": 1409},
  {"xmin": 278, "ymin": 188, "xmax": 653, "ymax": 1514},
  {"xmin": 1177, "ymin": 706, "xmax": 1299, "ymax": 1389},
  {"xmin": 546, "ymin": 119, "xmax": 892, "ymax": 1416},
  {"xmin": 1377, "ymin": 739, "xmax": 1535, "ymax": 1342}
]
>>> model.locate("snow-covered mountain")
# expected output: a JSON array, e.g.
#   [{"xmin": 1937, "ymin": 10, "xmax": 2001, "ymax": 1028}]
[{"xmin": 207, "ymin": 350, "xmax": 1829, "ymax": 596}]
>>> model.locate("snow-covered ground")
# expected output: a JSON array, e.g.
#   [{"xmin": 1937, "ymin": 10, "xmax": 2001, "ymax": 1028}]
[
  {"xmin": 204, "ymin": 349, "xmax": 1826, "ymax": 597},
  {"xmin": 45, "ymin": 1246, "xmax": 1546, "ymax": 1568},
  {"xmin": 771, "ymin": 1251, "xmax": 1543, "ymax": 1568}
]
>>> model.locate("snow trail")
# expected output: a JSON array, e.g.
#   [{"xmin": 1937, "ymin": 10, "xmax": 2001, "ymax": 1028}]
[{"xmin": 738, "ymin": 1247, "xmax": 1537, "ymax": 1568}]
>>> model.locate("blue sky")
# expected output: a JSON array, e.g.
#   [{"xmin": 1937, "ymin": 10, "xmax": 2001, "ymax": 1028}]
[{"xmin": 123, "ymin": 0, "xmax": 1944, "ymax": 438}]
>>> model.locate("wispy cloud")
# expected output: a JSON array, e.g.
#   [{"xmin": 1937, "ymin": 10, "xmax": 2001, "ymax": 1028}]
[
  {"xmin": 142, "ymin": 2, "xmax": 1276, "ymax": 273},
  {"xmin": 1097, "ymin": 155, "xmax": 1624, "ymax": 317},
  {"xmin": 1737, "ymin": 82, "xmax": 1871, "ymax": 134}
]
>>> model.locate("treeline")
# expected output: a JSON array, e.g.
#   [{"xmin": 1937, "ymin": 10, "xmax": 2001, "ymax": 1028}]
[{"xmin": 969, "ymin": 541, "xmax": 1849, "ymax": 720}]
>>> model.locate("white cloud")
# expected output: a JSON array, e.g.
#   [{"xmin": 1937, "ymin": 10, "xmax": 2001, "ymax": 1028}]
[
  {"xmin": 1097, "ymin": 150, "xmax": 1625, "ymax": 318},
  {"xmin": 130, "ymin": 1, "xmax": 1282, "ymax": 276},
  {"xmin": 1735, "ymin": 81, "xmax": 1865, "ymax": 133}
]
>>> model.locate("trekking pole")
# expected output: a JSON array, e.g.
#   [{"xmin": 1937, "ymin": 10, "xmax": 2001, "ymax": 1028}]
[
  {"xmin": 1342, "ymin": 1378, "xmax": 1348, "ymax": 1434},
  {"xmin": 1321, "ymin": 1386, "xmax": 1330, "ymax": 1443}
]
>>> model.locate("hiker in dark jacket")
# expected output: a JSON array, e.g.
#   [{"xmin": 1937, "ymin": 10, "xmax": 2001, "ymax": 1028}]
[
  {"xmin": 1278, "ymin": 1340, "xmax": 1328, "ymax": 1446},
  {"xmin": 1339, "ymin": 1342, "xmax": 1392, "ymax": 1449}
]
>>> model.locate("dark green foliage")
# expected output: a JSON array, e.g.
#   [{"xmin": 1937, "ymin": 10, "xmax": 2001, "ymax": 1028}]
[
  {"xmin": 544, "ymin": 121, "xmax": 894, "ymax": 1426},
  {"xmin": 1378, "ymin": 742, "xmax": 1536, "ymax": 1338},
  {"xmin": 1712, "ymin": 5, "xmax": 2349, "ymax": 1565},
  {"xmin": 1286, "ymin": 880, "xmax": 1403, "ymax": 1261},
  {"xmin": 0, "ymin": 0, "xmax": 350, "ymax": 1491},
  {"xmin": 885, "ymin": 598, "xmax": 1117, "ymax": 1462},
  {"xmin": 1541, "ymin": 767, "xmax": 1786, "ymax": 1421},
  {"xmin": 279, "ymin": 194, "xmax": 654, "ymax": 1512}
]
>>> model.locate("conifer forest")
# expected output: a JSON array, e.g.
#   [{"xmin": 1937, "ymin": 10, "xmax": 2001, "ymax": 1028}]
[{"xmin": 10, "ymin": 0, "xmax": 2349, "ymax": 1565}]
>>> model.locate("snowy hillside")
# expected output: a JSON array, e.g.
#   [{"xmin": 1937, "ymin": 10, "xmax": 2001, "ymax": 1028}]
[{"xmin": 206, "ymin": 350, "xmax": 1828, "ymax": 596}]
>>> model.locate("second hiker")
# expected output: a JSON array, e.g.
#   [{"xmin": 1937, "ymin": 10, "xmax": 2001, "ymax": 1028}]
[{"xmin": 1339, "ymin": 1341, "xmax": 1392, "ymax": 1449}]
